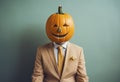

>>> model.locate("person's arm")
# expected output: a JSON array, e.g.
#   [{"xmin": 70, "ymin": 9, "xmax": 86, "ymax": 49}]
[
  {"xmin": 75, "ymin": 48, "xmax": 89, "ymax": 82},
  {"xmin": 32, "ymin": 48, "xmax": 44, "ymax": 82}
]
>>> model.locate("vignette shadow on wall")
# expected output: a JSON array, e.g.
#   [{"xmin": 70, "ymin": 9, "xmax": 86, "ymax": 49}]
[{"xmin": 15, "ymin": 25, "xmax": 49, "ymax": 82}]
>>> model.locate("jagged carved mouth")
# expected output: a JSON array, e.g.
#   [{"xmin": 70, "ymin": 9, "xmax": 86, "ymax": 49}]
[{"xmin": 52, "ymin": 33, "xmax": 68, "ymax": 37}]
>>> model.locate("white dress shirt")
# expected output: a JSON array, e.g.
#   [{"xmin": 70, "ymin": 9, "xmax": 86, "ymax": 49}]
[{"xmin": 53, "ymin": 42, "xmax": 68, "ymax": 64}]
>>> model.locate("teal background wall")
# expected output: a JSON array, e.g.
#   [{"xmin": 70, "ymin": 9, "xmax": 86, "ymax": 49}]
[{"xmin": 0, "ymin": 0, "xmax": 120, "ymax": 82}]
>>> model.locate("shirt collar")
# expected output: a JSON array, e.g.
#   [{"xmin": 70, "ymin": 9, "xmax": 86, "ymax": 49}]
[{"xmin": 53, "ymin": 41, "xmax": 68, "ymax": 49}]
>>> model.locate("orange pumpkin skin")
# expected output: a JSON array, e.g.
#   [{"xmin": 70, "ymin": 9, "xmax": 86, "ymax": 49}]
[{"xmin": 46, "ymin": 6, "xmax": 74, "ymax": 43}]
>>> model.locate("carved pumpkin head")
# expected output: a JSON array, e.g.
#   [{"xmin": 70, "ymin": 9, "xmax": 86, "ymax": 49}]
[{"xmin": 46, "ymin": 6, "xmax": 74, "ymax": 43}]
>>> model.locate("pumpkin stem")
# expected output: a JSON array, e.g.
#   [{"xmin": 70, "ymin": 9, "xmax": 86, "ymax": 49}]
[{"xmin": 58, "ymin": 5, "xmax": 63, "ymax": 14}]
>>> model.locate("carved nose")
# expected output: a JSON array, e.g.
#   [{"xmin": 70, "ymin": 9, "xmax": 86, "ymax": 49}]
[{"xmin": 57, "ymin": 27, "xmax": 62, "ymax": 33}]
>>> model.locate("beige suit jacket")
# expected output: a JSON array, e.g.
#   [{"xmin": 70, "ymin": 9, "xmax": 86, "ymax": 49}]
[{"xmin": 32, "ymin": 42, "xmax": 88, "ymax": 82}]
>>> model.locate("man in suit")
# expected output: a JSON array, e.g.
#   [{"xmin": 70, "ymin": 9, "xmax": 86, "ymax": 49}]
[{"xmin": 32, "ymin": 6, "xmax": 89, "ymax": 82}]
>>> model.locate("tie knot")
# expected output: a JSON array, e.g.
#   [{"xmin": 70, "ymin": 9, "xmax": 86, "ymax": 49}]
[
  {"xmin": 57, "ymin": 46, "xmax": 63, "ymax": 50},
  {"xmin": 57, "ymin": 46, "xmax": 63, "ymax": 56}
]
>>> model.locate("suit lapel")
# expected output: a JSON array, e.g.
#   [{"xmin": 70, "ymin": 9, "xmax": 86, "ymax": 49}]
[
  {"xmin": 61, "ymin": 42, "xmax": 72, "ymax": 77},
  {"xmin": 47, "ymin": 43, "xmax": 59, "ymax": 76}
]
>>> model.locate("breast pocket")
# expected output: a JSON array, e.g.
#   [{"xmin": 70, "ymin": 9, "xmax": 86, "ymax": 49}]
[{"xmin": 65, "ymin": 58, "xmax": 79, "ymax": 75}]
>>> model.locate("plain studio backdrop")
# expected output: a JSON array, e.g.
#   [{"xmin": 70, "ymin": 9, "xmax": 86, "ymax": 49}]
[{"xmin": 0, "ymin": 0, "xmax": 120, "ymax": 82}]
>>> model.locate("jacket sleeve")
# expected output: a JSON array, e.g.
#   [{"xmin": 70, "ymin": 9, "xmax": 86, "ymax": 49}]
[
  {"xmin": 32, "ymin": 48, "xmax": 44, "ymax": 82},
  {"xmin": 75, "ymin": 48, "xmax": 89, "ymax": 82}
]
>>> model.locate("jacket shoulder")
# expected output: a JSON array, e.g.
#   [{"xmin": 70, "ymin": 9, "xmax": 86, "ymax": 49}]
[
  {"xmin": 69, "ymin": 42, "xmax": 83, "ymax": 50},
  {"xmin": 37, "ymin": 42, "xmax": 53, "ymax": 49}
]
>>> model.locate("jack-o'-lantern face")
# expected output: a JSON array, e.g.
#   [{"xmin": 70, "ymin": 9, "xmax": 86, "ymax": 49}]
[{"xmin": 46, "ymin": 6, "xmax": 74, "ymax": 43}]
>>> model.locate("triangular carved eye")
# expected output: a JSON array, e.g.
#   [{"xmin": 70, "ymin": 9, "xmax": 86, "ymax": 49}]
[
  {"xmin": 54, "ymin": 24, "xmax": 58, "ymax": 27},
  {"xmin": 63, "ymin": 24, "xmax": 69, "ymax": 27}
]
